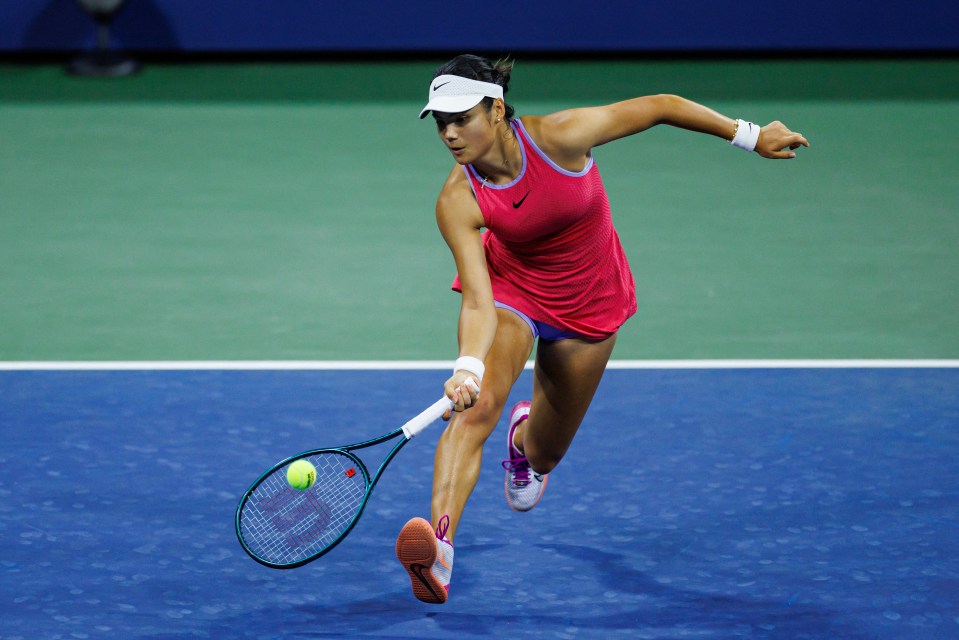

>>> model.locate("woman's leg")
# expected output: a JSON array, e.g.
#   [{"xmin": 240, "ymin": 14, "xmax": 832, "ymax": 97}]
[
  {"xmin": 430, "ymin": 308, "xmax": 534, "ymax": 541},
  {"xmin": 515, "ymin": 333, "xmax": 617, "ymax": 474}
]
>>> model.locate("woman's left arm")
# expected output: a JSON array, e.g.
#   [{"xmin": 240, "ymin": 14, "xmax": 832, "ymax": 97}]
[{"xmin": 538, "ymin": 94, "xmax": 809, "ymax": 160}]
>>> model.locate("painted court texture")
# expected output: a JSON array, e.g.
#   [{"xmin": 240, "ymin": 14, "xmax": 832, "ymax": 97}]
[{"xmin": 1, "ymin": 60, "xmax": 958, "ymax": 638}]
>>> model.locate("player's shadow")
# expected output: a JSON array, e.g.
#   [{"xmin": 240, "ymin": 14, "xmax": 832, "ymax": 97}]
[
  {"xmin": 243, "ymin": 541, "xmax": 872, "ymax": 640},
  {"xmin": 21, "ymin": 0, "xmax": 179, "ymax": 51},
  {"xmin": 514, "ymin": 542, "xmax": 873, "ymax": 639}
]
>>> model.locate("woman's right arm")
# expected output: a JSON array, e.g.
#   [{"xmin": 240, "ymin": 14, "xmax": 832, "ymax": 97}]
[{"xmin": 435, "ymin": 168, "xmax": 497, "ymax": 413}]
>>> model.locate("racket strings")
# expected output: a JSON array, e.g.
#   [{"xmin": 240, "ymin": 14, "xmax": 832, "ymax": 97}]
[{"xmin": 239, "ymin": 452, "xmax": 367, "ymax": 566}]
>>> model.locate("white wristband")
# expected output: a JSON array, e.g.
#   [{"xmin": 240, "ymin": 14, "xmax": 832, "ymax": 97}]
[
  {"xmin": 454, "ymin": 356, "xmax": 485, "ymax": 382},
  {"xmin": 731, "ymin": 119, "xmax": 760, "ymax": 152}
]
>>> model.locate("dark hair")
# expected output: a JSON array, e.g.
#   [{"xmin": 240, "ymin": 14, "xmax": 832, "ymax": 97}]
[{"xmin": 434, "ymin": 54, "xmax": 515, "ymax": 121}]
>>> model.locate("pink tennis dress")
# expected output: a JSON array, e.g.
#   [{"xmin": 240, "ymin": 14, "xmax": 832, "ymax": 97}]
[{"xmin": 452, "ymin": 119, "xmax": 637, "ymax": 339}]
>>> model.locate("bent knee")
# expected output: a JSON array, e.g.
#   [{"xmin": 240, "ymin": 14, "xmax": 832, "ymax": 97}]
[{"xmin": 448, "ymin": 395, "xmax": 506, "ymax": 437}]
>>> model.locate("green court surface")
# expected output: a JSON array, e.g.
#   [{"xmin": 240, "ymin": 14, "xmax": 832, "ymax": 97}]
[{"xmin": 1, "ymin": 59, "xmax": 957, "ymax": 361}]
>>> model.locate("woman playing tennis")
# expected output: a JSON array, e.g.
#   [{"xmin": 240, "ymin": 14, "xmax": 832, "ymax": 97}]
[{"xmin": 395, "ymin": 54, "xmax": 809, "ymax": 604}]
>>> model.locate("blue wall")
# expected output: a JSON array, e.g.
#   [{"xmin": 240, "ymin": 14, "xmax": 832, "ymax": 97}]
[{"xmin": 5, "ymin": 0, "xmax": 959, "ymax": 53}]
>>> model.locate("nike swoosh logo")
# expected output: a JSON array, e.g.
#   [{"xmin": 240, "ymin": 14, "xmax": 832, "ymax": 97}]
[
  {"xmin": 512, "ymin": 191, "xmax": 531, "ymax": 209},
  {"xmin": 409, "ymin": 563, "xmax": 440, "ymax": 601},
  {"xmin": 432, "ymin": 81, "xmax": 451, "ymax": 92}
]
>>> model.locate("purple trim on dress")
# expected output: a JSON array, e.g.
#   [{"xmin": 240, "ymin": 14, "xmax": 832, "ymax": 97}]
[
  {"xmin": 460, "ymin": 164, "xmax": 478, "ymax": 199},
  {"xmin": 514, "ymin": 119, "xmax": 594, "ymax": 177}
]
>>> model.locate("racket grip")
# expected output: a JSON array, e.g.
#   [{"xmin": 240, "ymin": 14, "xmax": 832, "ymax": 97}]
[
  {"xmin": 402, "ymin": 396, "xmax": 452, "ymax": 439},
  {"xmin": 402, "ymin": 379, "xmax": 480, "ymax": 439}
]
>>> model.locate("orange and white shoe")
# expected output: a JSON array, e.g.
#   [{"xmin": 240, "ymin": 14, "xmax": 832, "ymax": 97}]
[{"xmin": 395, "ymin": 515, "xmax": 454, "ymax": 604}]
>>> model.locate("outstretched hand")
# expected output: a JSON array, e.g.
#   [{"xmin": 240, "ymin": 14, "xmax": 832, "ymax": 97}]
[{"xmin": 756, "ymin": 121, "xmax": 809, "ymax": 159}]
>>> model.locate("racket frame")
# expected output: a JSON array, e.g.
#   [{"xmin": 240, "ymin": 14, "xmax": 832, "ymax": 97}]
[
  {"xmin": 235, "ymin": 428, "xmax": 411, "ymax": 569},
  {"xmin": 235, "ymin": 391, "xmax": 462, "ymax": 569}
]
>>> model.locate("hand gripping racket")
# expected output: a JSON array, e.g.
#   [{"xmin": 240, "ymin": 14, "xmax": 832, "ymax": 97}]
[{"xmin": 235, "ymin": 386, "xmax": 473, "ymax": 569}]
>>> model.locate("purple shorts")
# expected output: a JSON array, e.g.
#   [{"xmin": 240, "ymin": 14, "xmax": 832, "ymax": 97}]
[{"xmin": 494, "ymin": 301, "xmax": 582, "ymax": 342}]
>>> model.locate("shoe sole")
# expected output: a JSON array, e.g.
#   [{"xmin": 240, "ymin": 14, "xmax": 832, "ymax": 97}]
[
  {"xmin": 395, "ymin": 517, "xmax": 447, "ymax": 604},
  {"xmin": 507, "ymin": 401, "xmax": 532, "ymax": 460}
]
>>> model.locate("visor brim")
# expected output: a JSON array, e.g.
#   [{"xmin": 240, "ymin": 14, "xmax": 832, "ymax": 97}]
[{"xmin": 418, "ymin": 95, "xmax": 487, "ymax": 119}]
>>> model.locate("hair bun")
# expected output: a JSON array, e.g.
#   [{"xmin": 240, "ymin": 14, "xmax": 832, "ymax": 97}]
[
  {"xmin": 433, "ymin": 54, "xmax": 516, "ymax": 121},
  {"xmin": 492, "ymin": 58, "xmax": 514, "ymax": 94}
]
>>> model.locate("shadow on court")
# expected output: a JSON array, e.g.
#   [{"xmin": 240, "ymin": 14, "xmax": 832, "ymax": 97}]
[{"xmin": 1, "ymin": 368, "xmax": 956, "ymax": 639}]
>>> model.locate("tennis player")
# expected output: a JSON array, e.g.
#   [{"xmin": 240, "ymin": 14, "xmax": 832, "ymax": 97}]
[{"xmin": 395, "ymin": 54, "xmax": 809, "ymax": 604}]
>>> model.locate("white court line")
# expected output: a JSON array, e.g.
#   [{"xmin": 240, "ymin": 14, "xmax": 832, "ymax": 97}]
[{"xmin": 1, "ymin": 360, "xmax": 958, "ymax": 371}]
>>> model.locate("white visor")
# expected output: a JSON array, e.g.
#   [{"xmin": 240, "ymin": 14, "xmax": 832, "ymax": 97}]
[{"xmin": 418, "ymin": 74, "xmax": 504, "ymax": 119}]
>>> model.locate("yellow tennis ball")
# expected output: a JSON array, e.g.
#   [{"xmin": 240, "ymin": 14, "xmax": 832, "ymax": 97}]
[{"xmin": 287, "ymin": 459, "xmax": 316, "ymax": 491}]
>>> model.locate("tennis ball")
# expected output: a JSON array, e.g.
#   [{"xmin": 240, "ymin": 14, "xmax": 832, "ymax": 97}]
[{"xmin": 287, "ymin": 459, "xmax": 316, "ymax": 491}]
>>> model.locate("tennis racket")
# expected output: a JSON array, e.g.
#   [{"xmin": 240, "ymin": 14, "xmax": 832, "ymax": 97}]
[{"xmin": 235, "ymin": 388, "xmax": 469, "ymax": 569}]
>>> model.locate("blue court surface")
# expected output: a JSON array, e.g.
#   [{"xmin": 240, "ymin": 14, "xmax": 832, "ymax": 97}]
[{"xmin": 2, "ymin": 366, "xmax": 957, "ymax": 639}]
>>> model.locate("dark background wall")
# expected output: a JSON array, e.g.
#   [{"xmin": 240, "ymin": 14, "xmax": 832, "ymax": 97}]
[{"xmin": 5, "ymin": 0, "xmax": 959, "ymax": 54}]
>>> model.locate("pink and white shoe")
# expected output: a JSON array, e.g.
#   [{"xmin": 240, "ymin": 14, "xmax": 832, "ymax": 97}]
[
  {"xmin": 502, "ymin": 401, "xmax": 548, "ymax": 512},
  {"xmin": 396, "ymin": 515, "xmax": 454, "ymax": 604}
]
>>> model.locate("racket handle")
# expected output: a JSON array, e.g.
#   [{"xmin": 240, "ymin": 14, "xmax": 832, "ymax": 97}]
[
  {"xmin": 402, "ymin": 379, "xmax": 480, "ymax": 439},
  {"xmin": 402, "ymin": 396, "xmax": 452, "ymax": 439}
]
